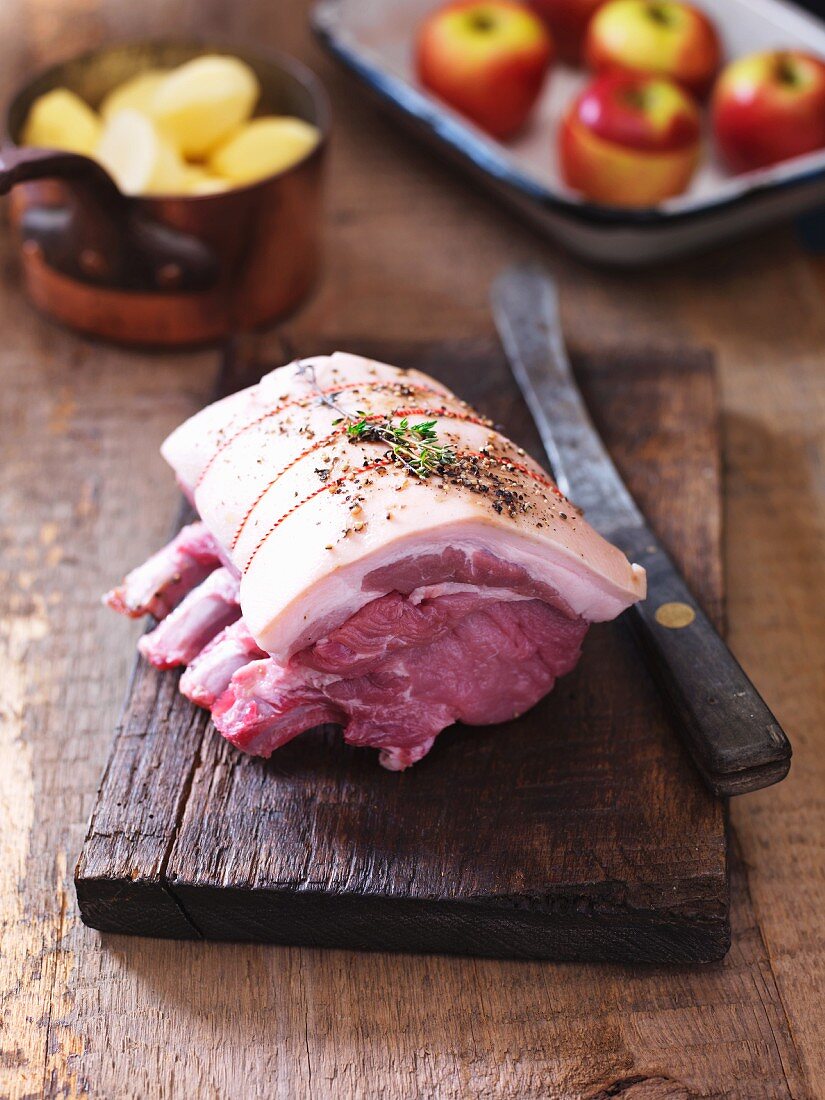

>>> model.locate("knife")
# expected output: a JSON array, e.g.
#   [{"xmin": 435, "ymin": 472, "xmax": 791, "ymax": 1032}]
[{"xmin": 491, "ymin": 263, "xmax": 791, "ymax": 797}]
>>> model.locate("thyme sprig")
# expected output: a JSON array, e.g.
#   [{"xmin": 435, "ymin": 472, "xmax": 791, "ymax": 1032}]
[
  {"xmin": 294, "ymin": 359, "xmax": 455, "ymax": 480},
  {"xmin": 338, "ymin": 413, "xmax": 456, "ymax": 479}
]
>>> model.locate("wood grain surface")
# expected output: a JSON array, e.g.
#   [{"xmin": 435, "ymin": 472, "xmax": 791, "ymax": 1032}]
[
  {"xmin": 77, "ymin": 338, "xmax": 729, "ymax": 961},
  {"xmin": 0, "ymin": 0, "xmax": 822, "ymax": 1096}
]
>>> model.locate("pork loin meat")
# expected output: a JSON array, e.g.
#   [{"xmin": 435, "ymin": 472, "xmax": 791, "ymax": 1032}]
[{"xmin": 106, "ymin": 352, "xmax": 646, "ymax": 769}]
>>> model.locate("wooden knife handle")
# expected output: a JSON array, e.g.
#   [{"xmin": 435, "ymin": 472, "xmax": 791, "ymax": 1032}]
[{"xmin": 619, "ymin": 524, "xmax": 791, "ymax": 796}]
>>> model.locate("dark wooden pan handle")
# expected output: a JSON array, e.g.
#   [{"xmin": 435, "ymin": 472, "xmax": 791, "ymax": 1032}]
[
  {"xmin": 0, "ymin": 144, "xmax": 217, "ymax": 290},
  {"xmin": 617, "ymin": 522, "xmax": 792, "ymax": 796},
  {"xmin": 0, "ymin": 144, "xmax": 122, "ymax": 198}
]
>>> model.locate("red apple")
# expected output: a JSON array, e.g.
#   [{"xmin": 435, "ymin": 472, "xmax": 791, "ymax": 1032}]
[
  {"xmin": 560, "ymin": 71, "xmax": 701, "ymax": 206},
  {"xmin": 527, "ymin": 0, "xmax": 605, "ymax": 64},
  {"xmin": 585, "ymin": 0, "xmax": 720, "ymax": 97},
  {"xmin": 712, "ymin": 50, "xmax": 825, "ymax": 172},
  {"xmin": 416, "ymin": 0, "xmax": 554, "ymax": 139}
]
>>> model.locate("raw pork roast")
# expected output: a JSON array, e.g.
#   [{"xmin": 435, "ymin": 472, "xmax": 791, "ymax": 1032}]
[{"xmin": 105, "ymin": 353, "xmax": 646, "ymax": 769}]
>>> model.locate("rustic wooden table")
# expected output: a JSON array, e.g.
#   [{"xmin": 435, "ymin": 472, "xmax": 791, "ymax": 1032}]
[{"xmin": 1, "ymin": 2, "xmax": 823, "ymax": 1098}]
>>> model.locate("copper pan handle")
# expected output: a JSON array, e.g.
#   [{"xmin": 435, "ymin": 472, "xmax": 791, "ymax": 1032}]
[
  {"xmin": 0, "ymin": 144, "xmax": 122, "ymax": 198},
  {"xmin": 0, "ymin": 143, "xmax": 218, "ymax": 291}
]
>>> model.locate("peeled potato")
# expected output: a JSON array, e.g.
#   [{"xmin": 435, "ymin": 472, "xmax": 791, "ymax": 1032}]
[
  {"xmin": 100, "ymin": 69, "xmax": 168, "ymax": 121},
  {"xmin": 209, "ymin": 116, "xmax": 319, "ymax": 185},
  {"xmin": 22, "ymin": 88, "xmax": 101, "ymax": 156},
  {"xmin": 151, "ymin": 55, "xmax": 259, "ymax": 158},
  {"xmin": 95, "ymin": 109, "xmax": 187, "ymax": 195},
  {"xmin": 180, "ymin": 165, "xmax": 231, "ymax": 195}
]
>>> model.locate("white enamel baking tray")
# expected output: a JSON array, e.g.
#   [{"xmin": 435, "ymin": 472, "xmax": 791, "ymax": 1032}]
[{"xmin": 313, "ymin": 0, "xmax": 825, "ymax": 264}]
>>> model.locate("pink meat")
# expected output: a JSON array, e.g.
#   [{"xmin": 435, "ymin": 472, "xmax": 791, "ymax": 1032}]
[
  {"xmin": 363, "ymin": 545, "xmax": 575, "ymax": 609},
  {"xmin": 212, "ymin": 661, "xmax": 345, "ymax": 755},
  {"xmin": 104, "ymin": 354, "xmax": 646, "ymax": 771},
  {"xmin": 212, "ymin": 588, "xmax": 587, "ymax": 769},
  {"xmin": 179, "ymin": 618, "xmax": 266, "ymax": 707},
  {"xmin": 103, "ymin": 521, "xmax": 221, "ymax": 620},
  {"xmin": 138, "ymin": 567, "xmax": 240, "ymax": 670}
]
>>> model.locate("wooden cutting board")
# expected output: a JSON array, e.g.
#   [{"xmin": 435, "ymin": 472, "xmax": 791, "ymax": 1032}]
[{"xmin": 75, "ymin": 336, "xmax": 728, "ymax": 962}]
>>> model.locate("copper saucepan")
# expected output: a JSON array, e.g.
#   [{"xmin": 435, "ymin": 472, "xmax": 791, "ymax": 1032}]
[{"xmin": 2, "ymin": 40, "xmax": 329, "ymax": 346}]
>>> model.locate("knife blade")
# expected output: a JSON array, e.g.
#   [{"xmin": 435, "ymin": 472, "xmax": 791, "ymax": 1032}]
[{"xmin": 491, "ymin": 262, "xmax": 791, "ymax": 797}]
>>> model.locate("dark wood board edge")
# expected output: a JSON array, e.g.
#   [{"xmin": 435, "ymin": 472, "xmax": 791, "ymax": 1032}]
[
  {"xmin": 154, "ymin": 884, "xmax": 731, "ymax": 963},
  {"xmin": 74, "ymin": 877, "xmax": 202, "ymax": 939}
]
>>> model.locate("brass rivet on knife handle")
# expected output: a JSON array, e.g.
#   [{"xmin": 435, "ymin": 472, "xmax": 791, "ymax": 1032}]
[
  {"xmin": 626, "ymin": 562, "xmax": 792, "ymax": 797},
  {"xmin": 655, "ymin": 602, "xmax": 696, "ymax": 629}
]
